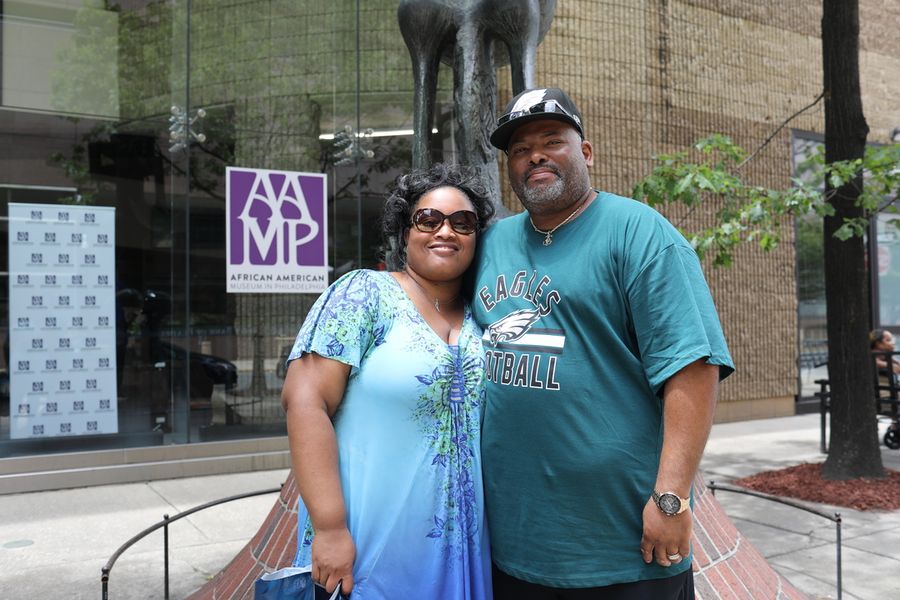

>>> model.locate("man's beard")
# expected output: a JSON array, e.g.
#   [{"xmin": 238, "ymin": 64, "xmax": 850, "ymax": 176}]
[
  {"xmin": 514, "ymin": 164, "xmax": 589, "ymax": 216},
  {"xmin": 518, "ymin": 174, "xmax": 566, "ymax": 213}
]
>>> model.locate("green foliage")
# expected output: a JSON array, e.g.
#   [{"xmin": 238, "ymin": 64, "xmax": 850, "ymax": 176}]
[{"xmin": 633, "ymin": 135, "xmax": 900, "ymax": 265}]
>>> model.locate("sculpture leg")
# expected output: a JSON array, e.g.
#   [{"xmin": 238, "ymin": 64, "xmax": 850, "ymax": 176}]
[
  {"xmin": 505, "ymin": 33, "xmax": 539, "ymax": 94},
  {"xmin": 398, "ymin": 2, "xmax": 454, "ymax": 169},
  {"xmin": 484, "ymin": 0, "xmax": 545, "ymax": 93},
  {"xmin": 408, "ymin": 50, "xmax": 442, "ymax": 169},
  {"xmin": 454, "ymin": 20, "xmax": 502, "ymax": 214}
]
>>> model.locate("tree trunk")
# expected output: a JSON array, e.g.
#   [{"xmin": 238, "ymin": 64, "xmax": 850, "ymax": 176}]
[{"xmin": 821, "ymin": 0, "xmax": 883, "ymax": 479}]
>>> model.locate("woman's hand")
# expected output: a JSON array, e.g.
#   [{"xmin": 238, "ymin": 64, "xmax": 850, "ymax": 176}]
[{"xmin": 311, "ymin": 526, "xmax": 356, "ymax": 596}]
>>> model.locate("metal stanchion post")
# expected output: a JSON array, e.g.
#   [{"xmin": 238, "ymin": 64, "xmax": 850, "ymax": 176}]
[
  {"xmin": 164, "ymin": 514, "xmax": 170, "ymax": 600},
  {"xmin": 835, "ymin": 512, "xmax": 842, "ymax": 600}
]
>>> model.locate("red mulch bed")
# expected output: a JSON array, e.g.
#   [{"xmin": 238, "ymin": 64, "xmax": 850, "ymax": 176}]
[{"xmin": 732, "ymin": 462, "xmax": 900, "ymax": 511}]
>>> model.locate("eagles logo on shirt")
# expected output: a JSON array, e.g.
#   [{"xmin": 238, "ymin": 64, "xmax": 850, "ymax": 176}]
[
  {"xmin": 486, "ymin": 309, "xmax": 541, "ymax": 344},
  {"xmin": 478, "ymin": 271, "xmax": 565, "ymax": 390}
]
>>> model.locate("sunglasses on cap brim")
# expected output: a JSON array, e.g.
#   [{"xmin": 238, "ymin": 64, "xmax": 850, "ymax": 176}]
[
  {"xmin": 411, "ymin": 208, "xmax": 478, "ymax": 235},
  {"xmin": 496, "ymin": 99, "xmax": 580, "ymax": 131}
]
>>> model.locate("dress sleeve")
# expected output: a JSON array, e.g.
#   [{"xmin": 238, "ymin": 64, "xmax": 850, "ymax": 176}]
[
  {"xmin": 627, "ymin": 244, "xmax": 734, "ymax": 394},
  {"xmin": 286, "ymin": 270, "xmax": 384, "ymax": 374}
]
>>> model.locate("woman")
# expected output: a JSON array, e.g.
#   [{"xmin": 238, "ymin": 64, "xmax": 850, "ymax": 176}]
[
  {"xmin": 281, "ymin": 163, "xmax": 495, "ymax": 599},
  {"xmin": 870, "ymin": 328, "xmax": 900, "ymax": 377}
]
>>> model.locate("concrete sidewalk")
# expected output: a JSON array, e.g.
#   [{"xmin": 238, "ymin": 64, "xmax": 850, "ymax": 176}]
[
  {"xmin": 701, "ymin": 413, "xmax": 900, "ymax": 600},
  {"xmin": 0, "ymin": 413, "xmax": 898, "ymax": 599},
  {"xmin": 0, "ymin": 468, "xmax": 289, "ymax": 600}
]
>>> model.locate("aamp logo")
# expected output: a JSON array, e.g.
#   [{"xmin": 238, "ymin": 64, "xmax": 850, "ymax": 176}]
[{"xmin": 229, "ymin": 168, "xmax": 324, "ymax": 266}]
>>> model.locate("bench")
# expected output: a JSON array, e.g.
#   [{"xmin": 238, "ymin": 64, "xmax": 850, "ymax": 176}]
[
  {"xmin": 814, "ymin": 350, "xmax": 900, "ymax": 452},
  {"xmin": 799, "ymin": 338, "xmax": 828, "ymax": 371}
]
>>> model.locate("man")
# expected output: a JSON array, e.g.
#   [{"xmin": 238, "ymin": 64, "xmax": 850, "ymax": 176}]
[{"xmin": 471, "ymin": 87, "xmax": 734, "ymax": 599}]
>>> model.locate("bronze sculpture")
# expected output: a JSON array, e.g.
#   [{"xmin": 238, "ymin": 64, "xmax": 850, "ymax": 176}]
[{"xmin": 398, "ymin": 0, "xmax": 557, "ymax": 207}]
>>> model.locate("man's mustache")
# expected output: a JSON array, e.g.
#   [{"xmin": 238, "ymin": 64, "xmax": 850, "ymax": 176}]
[{"xmin": 524, "ymin": 164, "xmax": 561, "ymax": 180}]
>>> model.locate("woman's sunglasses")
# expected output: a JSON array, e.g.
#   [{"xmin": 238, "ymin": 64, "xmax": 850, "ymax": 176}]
[{"xmin": 411, "ymin": 208, "xmax": 478, "ymax": 235}]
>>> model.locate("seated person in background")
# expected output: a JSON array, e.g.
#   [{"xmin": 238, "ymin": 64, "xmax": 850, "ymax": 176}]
[{"xmin": 870, "ymin": 329, "xmax": 900, "ymax": 376}]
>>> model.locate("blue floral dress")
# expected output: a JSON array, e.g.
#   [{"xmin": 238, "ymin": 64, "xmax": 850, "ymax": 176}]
[{"xmin": 287, "ymin": 269, "xmax": 492, "ymax": 600}]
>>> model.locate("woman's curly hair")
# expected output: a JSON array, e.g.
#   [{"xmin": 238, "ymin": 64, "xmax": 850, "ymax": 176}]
[{"xmin": 382, "ymin": 163, "xmax": 495, "ymax": 270}]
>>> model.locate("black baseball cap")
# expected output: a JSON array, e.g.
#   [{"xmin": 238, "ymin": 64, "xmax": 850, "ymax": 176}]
[{"xmin": 490, "ymin": 87, "xmax": 584, "ymax": 150}]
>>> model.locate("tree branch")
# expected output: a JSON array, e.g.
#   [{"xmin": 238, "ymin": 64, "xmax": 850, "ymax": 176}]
[{"xmin": 736, "ymin": 92, "xmax": 825, "ymax": 171}]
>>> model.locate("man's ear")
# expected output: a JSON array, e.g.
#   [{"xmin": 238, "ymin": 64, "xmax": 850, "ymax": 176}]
[{"xmin": 582, "ymin": 139, "xmax": 594, "ymax": 167}]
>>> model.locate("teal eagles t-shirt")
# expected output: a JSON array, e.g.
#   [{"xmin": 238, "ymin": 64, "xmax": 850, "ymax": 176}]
[{"xmin": 471, "ymin": 191, "xmax": 734, "ymax": 588}]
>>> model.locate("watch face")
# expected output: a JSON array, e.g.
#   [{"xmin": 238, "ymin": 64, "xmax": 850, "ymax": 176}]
[{"xmin": 658, "ymin": 492, "xmax": 681, "ymax": 515}]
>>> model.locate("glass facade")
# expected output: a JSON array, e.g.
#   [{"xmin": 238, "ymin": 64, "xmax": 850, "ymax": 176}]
[
  {"xmin": 793, "ymin": 131, "xmax": 895, "ymax": 399},
  {"xmin": 874, "ymin": 215, "xmax": 900, "ymax": 326},
  {"xmin": 792, "ymin": 133, "xmax": 827, "ymax": 398},
  {"xmin": 1, "ymin": 0, "xmax": 454, "ymax": 456}
]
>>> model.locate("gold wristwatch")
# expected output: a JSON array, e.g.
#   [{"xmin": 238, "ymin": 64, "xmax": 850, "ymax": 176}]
[{"xmin": 652, "ymin": 489, "xmax": 690, "ymax": 516}]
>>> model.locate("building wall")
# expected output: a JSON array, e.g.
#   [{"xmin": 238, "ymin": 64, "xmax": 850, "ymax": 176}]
[
  {"xmin": 4, "ymin": 0, "xmax": 898, "ymax": 466},
  {"xmin": 495, "ymin": 0, "xmax": 899, "ymax": 421}
]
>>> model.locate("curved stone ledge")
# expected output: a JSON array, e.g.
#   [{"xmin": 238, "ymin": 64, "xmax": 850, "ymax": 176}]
[{"xmin": 187, "ymin": 473, "xmax": 808, "ymax": 599}]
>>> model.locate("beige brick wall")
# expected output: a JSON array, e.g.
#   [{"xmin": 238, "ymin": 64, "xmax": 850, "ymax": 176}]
[
  {"xmin": 171, "ymin": 0, "xmax": 898, "ymax": 422},
  {"xmin": 496, "ymin": 0, "xmax": 899, "ymax": 421}
]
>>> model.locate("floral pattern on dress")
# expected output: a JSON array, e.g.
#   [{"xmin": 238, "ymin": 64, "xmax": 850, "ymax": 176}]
[
  {"xmin": 410, "ymin": 331, "xmax": 484, "ymax": 557},
  {"xmin": 291, "ymin": 270, "xmax": 386, "ymax": 368},
  {"xmin": 287, "ymin": 270, "xmax": 490, "ymax": 599}
]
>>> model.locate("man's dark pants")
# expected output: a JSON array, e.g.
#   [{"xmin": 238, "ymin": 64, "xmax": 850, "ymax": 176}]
[{"xmin": 492, "ymin": 563, "xmax": 695, "ymax": 600}]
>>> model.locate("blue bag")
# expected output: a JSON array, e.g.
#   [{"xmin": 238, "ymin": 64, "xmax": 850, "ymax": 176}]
[{"xmin": 254, "ymin": 566, "xmax": 343, "ymax": 600}]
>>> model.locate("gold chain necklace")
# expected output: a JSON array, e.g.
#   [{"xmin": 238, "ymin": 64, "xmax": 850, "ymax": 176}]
[
  {"xmin": 529, "ymin": 197, "xmax": 588, "ymax": 246},
  {"xmin": 404, "ymin": 271, "xmax": 459, "ymax": 313}
]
